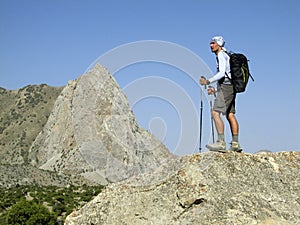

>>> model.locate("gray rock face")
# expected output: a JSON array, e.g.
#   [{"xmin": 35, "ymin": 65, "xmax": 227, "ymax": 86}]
[
  {"xmin": 28, "ymin": 64, "xmax": 173, "ymax": 184},
  {"xmin": 65, "ymin": 151, "xmax": 300, "ymax": 225}
]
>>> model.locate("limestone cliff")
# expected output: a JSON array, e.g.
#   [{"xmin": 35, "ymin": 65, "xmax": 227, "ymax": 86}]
[
  {"xmin": 28, "ymin": 64, "xmax": 173, "ymax": 185},
  {"xmin": 65, "ymin": 151, "xmax": 300, "ymax": 225}
]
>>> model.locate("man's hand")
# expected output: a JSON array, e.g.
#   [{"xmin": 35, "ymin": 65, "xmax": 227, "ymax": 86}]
[
  {"xmin": 207, "ymin": 86, "xmax": 216, "ymax": 95},
  {"xmin": 200, "ymin": 76, "xmax": 207, "ymax": 85}
]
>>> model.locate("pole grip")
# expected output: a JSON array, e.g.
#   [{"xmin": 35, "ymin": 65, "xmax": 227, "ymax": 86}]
[{"xmin": 201, "ymin": 76, "xmax": 207, "ymax": 89}]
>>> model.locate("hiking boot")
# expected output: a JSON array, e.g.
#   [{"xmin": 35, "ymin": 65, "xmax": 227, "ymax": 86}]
[
  {"xmin": 206, "ymin": 140, "xmax": 226, "ymax": 152},
  {"xmin": 229, "ymin": 141, "xmax": 243, "ymax": 152}
]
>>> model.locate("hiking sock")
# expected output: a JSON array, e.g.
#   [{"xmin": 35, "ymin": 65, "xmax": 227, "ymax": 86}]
[
  {"xmin": 232, "ymin": 134, "xmax": 239, "ymax": 142},
  {"xmin": 217, "ymin": 133, "xmax": 225, "ymax": 142}
]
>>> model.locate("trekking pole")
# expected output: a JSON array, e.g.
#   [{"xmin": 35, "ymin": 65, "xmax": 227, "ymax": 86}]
[
  {"xmin": 199, "ymin": 76, "xmax": 206, "ymax": 152},
  {"xmin": 208, "ymin": 85, "xmax": 215, "ymax": 143},
  {"xmin": 199, "ymin": 85, "xmax": 203, "ymax": 152}
]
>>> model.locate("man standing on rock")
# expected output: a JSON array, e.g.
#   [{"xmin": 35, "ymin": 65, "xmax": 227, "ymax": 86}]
[{"xmin": 200, "ymin": 36, "xmax": 242, "ymax": 152}]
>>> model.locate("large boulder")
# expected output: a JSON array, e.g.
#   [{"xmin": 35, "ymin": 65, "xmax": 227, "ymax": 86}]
[{"xmin": 65, "ymin": 151, "xmax": 300, "ymax": 225}]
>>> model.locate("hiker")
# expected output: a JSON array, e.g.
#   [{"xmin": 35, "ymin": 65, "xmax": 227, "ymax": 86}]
[{"xmin": 200, "ymin": 36, "xmax": 242, "ymax": 152}]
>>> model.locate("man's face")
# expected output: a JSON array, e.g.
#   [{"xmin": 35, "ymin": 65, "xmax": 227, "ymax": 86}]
[{"xmin": 210, "ymin": 41, "xmax": 220, "ymax": 53}]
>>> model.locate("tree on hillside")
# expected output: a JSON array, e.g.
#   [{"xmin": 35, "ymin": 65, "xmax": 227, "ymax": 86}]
[{"xmin": 5, "ymin": 198, "xmax": 56, "ymax": 225}]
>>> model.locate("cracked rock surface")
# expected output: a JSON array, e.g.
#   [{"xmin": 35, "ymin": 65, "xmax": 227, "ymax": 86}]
[{"xmin": 65, "ymin": 151, "xmax": 300, "ymax": 225}]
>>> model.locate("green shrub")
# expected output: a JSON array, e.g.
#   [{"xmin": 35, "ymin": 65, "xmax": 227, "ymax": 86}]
[
  {"xmin": 0, "ymin": 184, "xmax": 104, "ymax": 224},
  {"xmin": 5, "ymin": 198, "xmax": 56, "ymax": 225}
]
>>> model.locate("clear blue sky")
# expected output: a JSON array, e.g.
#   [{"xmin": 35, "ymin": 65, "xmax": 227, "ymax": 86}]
[{"xmin": 1, "ymin": 0, "xmax": 299, "ymax": 154}]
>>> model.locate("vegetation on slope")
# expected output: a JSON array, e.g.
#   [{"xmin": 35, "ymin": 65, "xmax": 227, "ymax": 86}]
[
  {"xmin": 0, "ymin": 184, "xmax": 104, "ymax": 224},
  {"xmin": 0, "ymin": 84, "xmax": 63, "ymax": 165}
]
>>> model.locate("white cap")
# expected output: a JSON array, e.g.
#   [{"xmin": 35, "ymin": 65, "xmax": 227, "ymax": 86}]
[{"xmin": 211, "ymin": 36, "xmax": 225, "ymax": 47}]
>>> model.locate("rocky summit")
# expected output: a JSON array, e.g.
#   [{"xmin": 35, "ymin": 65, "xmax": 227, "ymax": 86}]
[
  {"xmin": 28, "ymin": 64, "xmax": 173, "ymax": 185},
  {"xmin": 65, "ymin": 151, "xmax": 300, "ymax": 225}
]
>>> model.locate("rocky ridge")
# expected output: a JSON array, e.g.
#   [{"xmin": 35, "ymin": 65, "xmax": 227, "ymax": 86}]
[
  {"xmin": 65, "ymin": 151, "xmax": 300, "ymax": 225},
  {"xmin": 28, "ymin": 64, "xmax": 173, "ymax": 185},
  {"xmin": 0, "ymin": 164, "xmax": 93, "ymax": 188}
]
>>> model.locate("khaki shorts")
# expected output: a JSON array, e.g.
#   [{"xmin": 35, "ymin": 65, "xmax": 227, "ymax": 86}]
[{"xmin": 213, "ymin": 84, "xmax": 236, "ymax": 115}]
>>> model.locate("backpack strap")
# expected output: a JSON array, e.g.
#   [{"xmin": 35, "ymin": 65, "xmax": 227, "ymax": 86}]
[{"xmin": 224, "ymin": 51, "xmax": 232, "ymax": 83}]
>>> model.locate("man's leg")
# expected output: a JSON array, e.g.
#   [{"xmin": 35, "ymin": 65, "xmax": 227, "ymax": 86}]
[
  {"xmin": 212, "ymin": 110, "xmax": 225, "ymax": 140},
  {"xmin": 227, "ymin": 112, "xmax": 239, "ymax": 137},
  {"xmin": 226, "ymin": 112, "xmax": 242, "ymax": 151},
  {"xmin": 206, "ymin": 110, "xmax": 226, "ymax": 151}
]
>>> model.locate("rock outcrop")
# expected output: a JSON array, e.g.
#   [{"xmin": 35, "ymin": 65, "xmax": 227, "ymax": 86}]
[
  {"xmin": 28, "ymin": 64, "xmax": 173, "ymax": 185},
  {"xmin": 65, "ymin": 151, "xmax": 300, "ymax": 225},
  {"xmin": 0, "ymin": 84, "xmax": 75, "ymax": 187}
]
